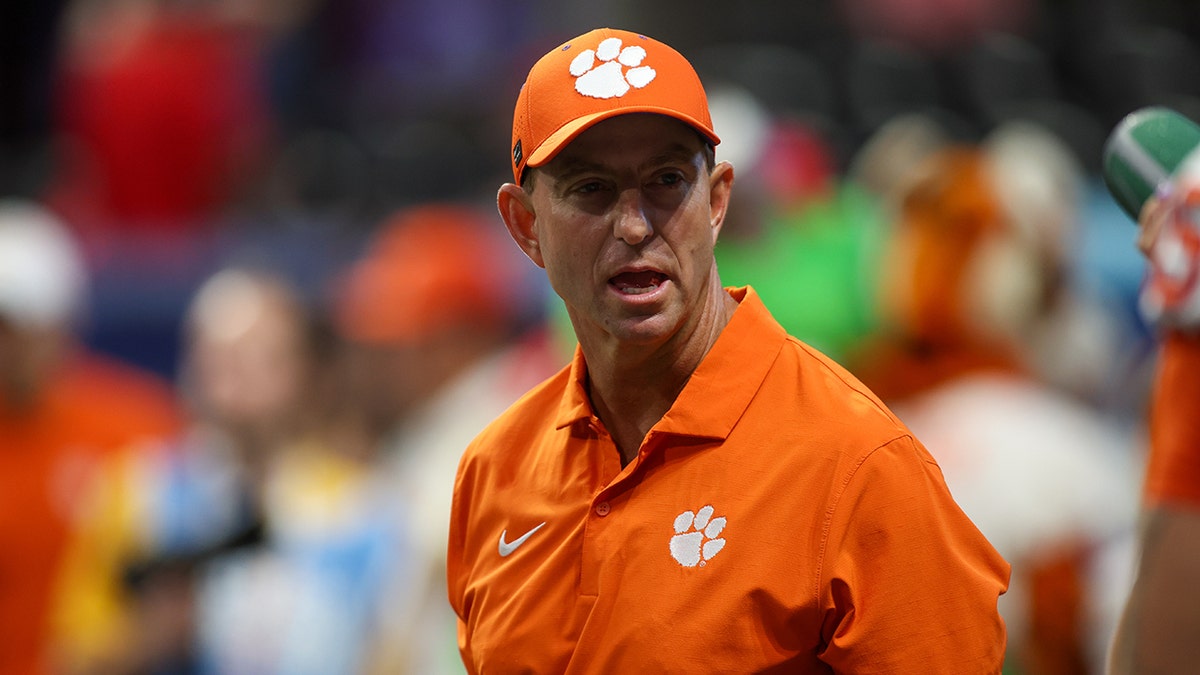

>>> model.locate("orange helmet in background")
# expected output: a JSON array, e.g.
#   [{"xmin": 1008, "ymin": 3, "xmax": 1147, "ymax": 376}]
[{"xmin": 335, "ymin": 204, "xmax": 526, "ymax": 346}]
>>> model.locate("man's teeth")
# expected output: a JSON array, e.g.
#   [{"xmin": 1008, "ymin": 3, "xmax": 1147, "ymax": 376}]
[
  {"xmin": 619, "ymin": 283, "xmax": 657, "ymax": 294},
  {"xmin": 613, "ymin": 271, "xmax": 664, "ymax": 293}
]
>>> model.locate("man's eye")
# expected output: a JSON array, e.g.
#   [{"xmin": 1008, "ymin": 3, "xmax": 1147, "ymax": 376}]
[
  {"xmin": 658, "ymin": 170, "xmax": 689, "ymax": 185},
  {"xmin": 574, "ymin": 181, "xmax": 605, "ymax": 194}
]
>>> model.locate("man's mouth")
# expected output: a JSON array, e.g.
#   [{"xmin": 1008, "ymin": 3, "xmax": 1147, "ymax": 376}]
[{"xmin": 611, "ymin": 270, "xmax": 668, "ymax": 295}]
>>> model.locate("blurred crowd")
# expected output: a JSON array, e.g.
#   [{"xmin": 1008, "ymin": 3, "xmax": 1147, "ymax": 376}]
[{"xmin": 1, "ymin": 0, "xmax": 1197, "ymax": 673}]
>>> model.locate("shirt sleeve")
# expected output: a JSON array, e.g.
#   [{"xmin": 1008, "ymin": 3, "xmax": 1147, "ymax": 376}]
[
  {"xmin": 818, "ymin": 435, "xmax": 1010, "ymax": 674},
  {"xmin": 447, "ymin": 449, "xmax": 479, "ymax": 675},
  {"xmin": 1143, "ymin": 331, "xmax": 1200, "ymax": 507}
]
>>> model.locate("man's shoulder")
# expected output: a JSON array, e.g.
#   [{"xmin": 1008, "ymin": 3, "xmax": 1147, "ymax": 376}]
[
  {"xmin": 743, "ymin": 333, "xmax": 918, "ymax": 464},
  {"xmin": 781, "ymin": 335, "xmax": 899, "ymax": 417}
]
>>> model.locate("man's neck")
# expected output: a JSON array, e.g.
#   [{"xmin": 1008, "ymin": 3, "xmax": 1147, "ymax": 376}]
[
  {"xmin": 586, "ymin": 355, "xmax": 690, "ymax": 466},
  {"xmin": 581, "ymin": 288, "xmax": 738, "ymax": 465}
]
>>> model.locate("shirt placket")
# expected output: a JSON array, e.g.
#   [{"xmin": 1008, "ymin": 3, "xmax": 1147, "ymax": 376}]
[{"xmin": 579, "ymin": 416, "xmax": 628, "ymax": 598}]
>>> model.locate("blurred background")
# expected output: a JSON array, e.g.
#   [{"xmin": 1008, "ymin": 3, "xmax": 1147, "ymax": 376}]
[{"xmin": 1, "ymin": 0, "xmax": 1195, "ymax": 673}]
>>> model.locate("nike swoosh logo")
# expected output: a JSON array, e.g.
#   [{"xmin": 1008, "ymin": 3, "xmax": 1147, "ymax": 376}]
[{"xmin": 498, "ymin": 522, "xmax": 546, "ymax": 557}]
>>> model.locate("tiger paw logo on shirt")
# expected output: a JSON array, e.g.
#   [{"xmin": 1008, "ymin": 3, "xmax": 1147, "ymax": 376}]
[{"xmin": 670, "ymin": 505, "xmax": 727, "ymax": 567}]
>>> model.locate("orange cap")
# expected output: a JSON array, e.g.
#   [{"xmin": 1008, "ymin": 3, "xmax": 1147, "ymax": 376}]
[
  {"xmin": 510, "ymin": 28, "xmax": 720, "ymax": 183},
  {"xmin": 335, "ymin": 205, "xmax": 522, "ymax": 344}
]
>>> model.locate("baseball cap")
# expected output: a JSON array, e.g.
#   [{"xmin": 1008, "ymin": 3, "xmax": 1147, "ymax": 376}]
[
  {"xmin": 0, "ymin": 200, "xmax": 87, "ymax": 329},
  {"xmin": 334, "ymin": 205, "xmax": 524, "ymax": 344},
  {"xmin": 510, "ymin": 28, "xmax": 721, "ymax": 183},
  {"xmin": 1102, "ymin": 106, "xmax": 1200, "ymax": 222}
]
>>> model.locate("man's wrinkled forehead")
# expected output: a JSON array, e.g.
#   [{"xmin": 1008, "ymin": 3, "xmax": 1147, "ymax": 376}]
[{"xmin": 533, "ymin": 114, "xmax": 712, "ymax": 180}]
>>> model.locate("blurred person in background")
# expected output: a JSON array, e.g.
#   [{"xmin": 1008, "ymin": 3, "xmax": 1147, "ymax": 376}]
[
  {"xmin": 179, "ymin": 267, "xmax": 412, "ymax": 675},
  {"xmin": 982, "ymin": 122, "xmax": 1136, "ymax": 407},
  {"xmin": 1106, "ymin": 110, "xmax": 1200, "ymax": 675},
  {"xmin": 53, "ymin": 265, "xmax": 410, "ymax": 674},
  {"xmin": 333, "ymin": 203, "xmax": 557, "ymax": 673},
  {"xmin": 0, "ymin": 199, "xmax": 181, "ymax": 675},
  {"xmin": 847, "ymin": 132, "xmax": 1140, "ymax": 675},
  {"xmin": 849, "ymin": 114, "xmax": 1135, "ymax": 403},
  {"xmin": 31, "ymin": 0, "xmax": 321, "ymax": 384}
]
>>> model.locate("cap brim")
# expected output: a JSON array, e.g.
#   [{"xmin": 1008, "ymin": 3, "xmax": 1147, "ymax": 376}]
[{"xmin": 525, "ymin": 107, "xmax": 721, "ymax": 170}]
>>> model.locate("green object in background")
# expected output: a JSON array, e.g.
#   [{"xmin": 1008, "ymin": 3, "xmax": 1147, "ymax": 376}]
[{"xmin": 715, "ymin": 185, "xmax": 885, "ymax": 365}]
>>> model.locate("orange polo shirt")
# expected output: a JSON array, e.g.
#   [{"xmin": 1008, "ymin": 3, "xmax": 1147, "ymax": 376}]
[
  {"xmin": 448, "ymin": 287, "xmax": 1009, "ymax": 674},
  {"xmin": 1143, "ymin": 331, "xmax": 1200, "ymax": 507}
]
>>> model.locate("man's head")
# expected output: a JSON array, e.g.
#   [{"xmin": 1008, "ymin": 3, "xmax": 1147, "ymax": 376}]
[
  {"xmin": 0, "ymin": 201, "xmax": 88, "ymax": 407},
  {"xmin": 333, "ymin": 204, "xmax": 529, "ymax": 432},
  {"xmin": 182, "ymin": 268, "xmax": 321, "ymax": 449},
  {"xmin": 0, "ymin": 200, "xmax": 87, "ymax": 333},
  {"xmin": 498, "ymin": 29, "xmax": 736, "ymax": 352},
  {"xmin": 510, "ymin": 28, "xmax": 720, "ymax": 185}
]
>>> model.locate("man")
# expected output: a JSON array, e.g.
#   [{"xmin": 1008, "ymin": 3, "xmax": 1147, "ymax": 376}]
[
  {"xmin": 447, "ymin": 28, "xmax": 1009, "ymax": 673},
  {"xmin": 334, "ymin": 204, "xmax": 556, "ymax": 673},
  {"xmin": 848, "ymin": 138, "xmax": 1137, "ymax": 674},
  {"xmin": 56, "ymin": 263, "xmax": 434, "ymax": 675},
  {"xmin": 1104, "ymin": 107, "xmax": 1200, "ymax": 674},
  {"xmin": 0, "ymin": 199, "xmax": 180, "ymax": 675}
]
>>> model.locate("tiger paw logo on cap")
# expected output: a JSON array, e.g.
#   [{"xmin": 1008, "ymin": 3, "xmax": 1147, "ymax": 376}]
[{"xmin": 570, "ymin": 37, "xmax": 657, "ymax": 99}]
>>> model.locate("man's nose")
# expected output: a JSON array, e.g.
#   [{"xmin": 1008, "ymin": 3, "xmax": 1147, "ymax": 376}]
[{"xmin": 612, "ymin": 189, "xmax": 652, "ymax": 245}]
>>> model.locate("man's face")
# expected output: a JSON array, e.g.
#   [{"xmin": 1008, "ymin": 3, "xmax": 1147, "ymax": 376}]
[
  {"xmin": 0, "ymin": 316, "xmax": 69, "ymax": 409},
  {"xmin": 515, "ymin": 114, "xmax": 732, "ymax": 348}
]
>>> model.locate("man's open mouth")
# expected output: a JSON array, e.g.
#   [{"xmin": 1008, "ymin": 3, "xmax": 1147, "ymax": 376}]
[{"xmin": 611, "ymin": 270, "xmax": 668, "ymax": 295}]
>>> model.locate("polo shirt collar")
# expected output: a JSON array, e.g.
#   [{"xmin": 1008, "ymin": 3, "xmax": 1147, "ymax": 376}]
[{"xmin": 553, "ymin": 286, "xmax": 786, "ymax": 440}]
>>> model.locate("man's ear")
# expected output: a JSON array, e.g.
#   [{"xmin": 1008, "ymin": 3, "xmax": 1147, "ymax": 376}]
[
  {"xmin": 497, "ymin": 183, "xmax": 544, "ymax": 268},
  {"xmin": 708, "ymin": 161, "xmax": 735, "ymax": 243}
]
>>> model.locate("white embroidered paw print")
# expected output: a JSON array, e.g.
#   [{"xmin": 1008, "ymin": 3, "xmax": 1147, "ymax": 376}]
[
  {"xmin": 669, "ymin": 505, "xmax": 726, "ymax": 567},
  {"xmin": 570, "ymin": 36, "xmax": 656, "ymax": 99}
]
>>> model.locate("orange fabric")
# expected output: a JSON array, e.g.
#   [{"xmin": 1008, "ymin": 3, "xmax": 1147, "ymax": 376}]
[
  {"xmin": 851, "ymin": 148, "xmax": 1025, "ymax": 400},
  {"xmin": 448, "ymin": 287, "xmax": 1009, "ymax": 673},
  {"xmin": 1024, "ymin": 543, "xmax": 1090, "ymax": 675},
  {"xmin": 0, "ymin": 352, "xmax": 180, "ymax": 675},
  {"xmin": 894, "ymin": 148, "xmax": 1006, "ymax": 344},
  {"xmin": 850, "ymin": 338, "xmax": 1023, "ymax": 402},
  {"xmin": 510, "ymin": 28, "xmax": 720, "ymax": 182},
  {"xmin": 1143, "ymin": 331, "xmax": 1200, "ymax": 507}
]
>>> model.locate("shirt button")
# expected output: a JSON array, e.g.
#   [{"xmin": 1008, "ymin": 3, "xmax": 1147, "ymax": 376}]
[{"xmin": 595, "ymin": 501, "xmax": 611, "ymax": 517}]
